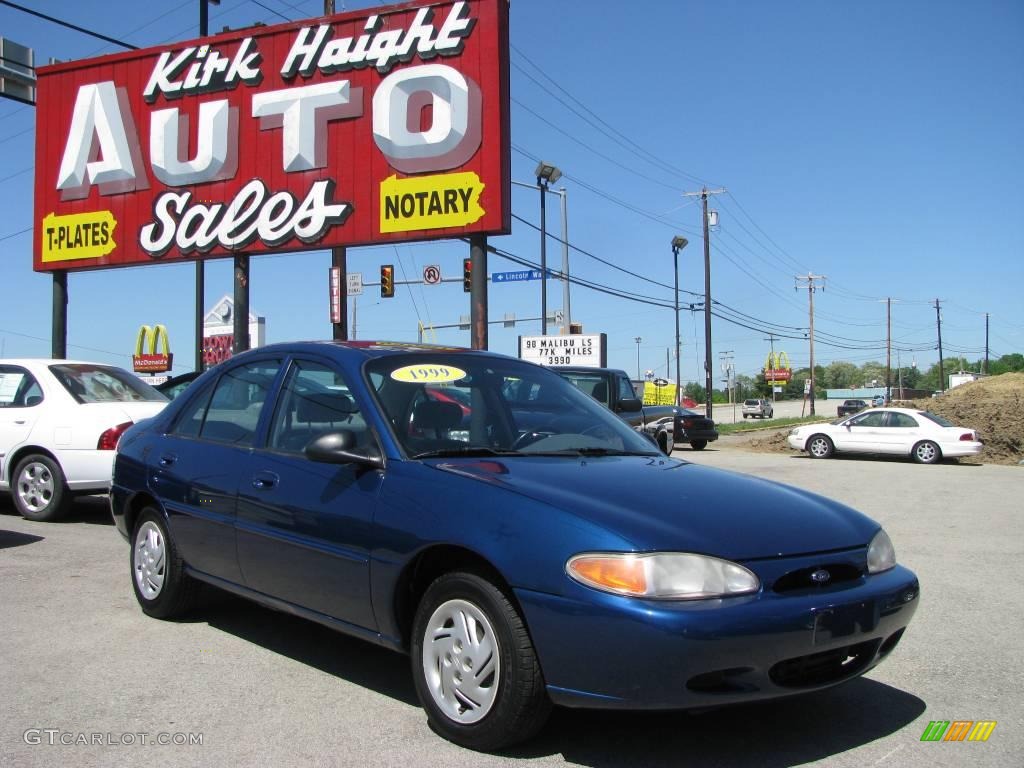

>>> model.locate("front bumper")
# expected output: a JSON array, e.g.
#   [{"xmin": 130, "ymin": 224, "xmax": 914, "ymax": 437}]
[{"xmin": 517, "ymin": 563, "xmax": 918, "ymax": 710}]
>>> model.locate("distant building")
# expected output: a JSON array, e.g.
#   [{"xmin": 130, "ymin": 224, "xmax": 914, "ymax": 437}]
[{"xmin": 949, "ymin": 371, "xmax": 985, "ymax": 390}]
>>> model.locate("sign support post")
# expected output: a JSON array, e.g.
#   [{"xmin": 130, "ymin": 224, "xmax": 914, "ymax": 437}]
[
  {"xmin": 470, "ymin": 234, "xmax": 488, "ymax": 350},
  {"xmin": 233, "ymin": 255, "xmax": 250, "ymax": 354}
]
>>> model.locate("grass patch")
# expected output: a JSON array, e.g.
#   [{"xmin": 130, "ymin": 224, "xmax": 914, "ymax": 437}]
[{"xmin": 717, "ymin": 415, "xmax": 833, "ymax": 435}]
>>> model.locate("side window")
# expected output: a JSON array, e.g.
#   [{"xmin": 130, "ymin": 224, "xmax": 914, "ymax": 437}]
[
  {"xmin": 171, "ymin": 379, "xmax": 216, "ymax": 438},
  {"xmin": 269, "ymin": 360, "xmax": 365, "ymax": 453},
  {"xmin": 856, "ymin": 412, "xmax": 887, "ymax": 428},
  {"xmin": 617, "ymin": 375, "xmax": 636, "ymax": 402},
  {"xmin": 0, "ymin": 367, "xmax": 43, "ymax": 408},
  {"xmin": 889, "ymin": 413, "xmax": 918, "ymax": 428},
  {"xmin": 198, "ymin": 360, "xmax": 281, "ymax": 445}
]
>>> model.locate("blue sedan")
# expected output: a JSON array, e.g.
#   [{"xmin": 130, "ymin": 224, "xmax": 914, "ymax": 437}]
[{"xmin": 110, "ymin": 342, "xmax": 919, "ymax": 751}]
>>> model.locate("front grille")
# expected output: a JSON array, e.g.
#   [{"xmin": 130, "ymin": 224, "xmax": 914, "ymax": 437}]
[
  {"xmin": 769, "ymin": 639, "xmax": 880, "ymax": 688},
  {"xmin": 772, "ymin": 563, "xmax": 862, "ymax": 593},
  {"xmin": 686, "ymin": 667, "xmax": 758, "ymax": 694}
]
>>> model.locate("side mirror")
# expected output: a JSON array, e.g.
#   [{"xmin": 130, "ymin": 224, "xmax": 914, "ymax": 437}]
[
  {"xmin": 305, "ymin": 430, "xmax": 384, "ymax": 469},
  {"xmin": 617, "ymin": 397, "xmax": 643, "ymax": 413}
]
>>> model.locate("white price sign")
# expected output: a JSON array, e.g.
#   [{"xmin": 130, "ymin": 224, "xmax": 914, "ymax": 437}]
[{"xmin": 518, "ymin": 334, "xmax": 606, "ymax": 368}]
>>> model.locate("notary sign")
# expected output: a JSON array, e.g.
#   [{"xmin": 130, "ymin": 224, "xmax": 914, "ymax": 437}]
[{"xmin": 33, "ymin": 0, "xmax": 510, "ymax": 272}]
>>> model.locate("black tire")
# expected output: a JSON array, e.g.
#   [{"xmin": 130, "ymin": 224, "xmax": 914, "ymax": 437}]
[
  {"xmin": 130, "ymin": 508, "xmax": 198, "ymax": 619},
  {"xmin": 690, "ymin": 440, "xmax": 708, "ymax": 451},
  {"xmin": 912, "ymin": 440, "xmax": 941, "ymax": 465},
  {"xmin": 11, "ymin": 454, "xmax": 71, "ymax": 522},
  {"xmin": 411, "ymin": 572, "xmax": 551, "ymax": 751},
  {"xmin": 806, "ymin": 434, "xmax": 835, "ymax": 459}
]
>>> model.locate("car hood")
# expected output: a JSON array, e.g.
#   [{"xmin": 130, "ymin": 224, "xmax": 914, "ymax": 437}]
[{"xmin": 429, "ymin": 456, "xmax": 877, "ymax": 560}]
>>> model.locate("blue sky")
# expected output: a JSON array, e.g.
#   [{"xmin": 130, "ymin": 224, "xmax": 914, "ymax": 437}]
[{"xmin": 1, "ymin": 0, "xmax": 1021, "ymax": 384}]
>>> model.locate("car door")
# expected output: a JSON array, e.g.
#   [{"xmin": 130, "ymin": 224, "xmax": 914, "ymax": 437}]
[
  {"xmin": 235, "ymin": 357, "xmax": 381, "ymax": 630},
  {"xmin": 838, "ymin": 411, "xmax": 888, "ymax": 453},
  {"xmin": 153, "ymin": 358, "xmax": 282, "ymax": 583},
  {"xmin": 0, "ymin": 366, "xmax": 45, "ymax": 482},
  {"xmin": 882, "ymin": 411, "xmax": 922, "ymax": 454}
]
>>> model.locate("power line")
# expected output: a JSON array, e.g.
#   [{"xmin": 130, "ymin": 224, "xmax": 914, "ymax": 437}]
[{"xmin": 0, "ymin": 1, "xmax": 138, "ymax": 49}]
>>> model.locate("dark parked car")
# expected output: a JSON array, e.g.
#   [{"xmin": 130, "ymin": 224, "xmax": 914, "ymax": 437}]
[
  {"xmin": 643, "ymin": 405, "xmax": 719, "ymax": 450},
  {"xmin": 111, "ymin": 342, "xmax": 918, "ymax": 751},
  {"xmin": 837, "ymin": 399, "xmax": 869, "ymax": 417}
]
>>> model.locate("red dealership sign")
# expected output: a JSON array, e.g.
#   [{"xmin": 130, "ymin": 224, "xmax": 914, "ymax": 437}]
[{"xmin": 33, "ymin": 0, "xmax": 510, "ymax": 272}]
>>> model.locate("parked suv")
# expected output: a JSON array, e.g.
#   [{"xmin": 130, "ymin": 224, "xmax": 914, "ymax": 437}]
[{"xmin": 742, "ymin": 398, "xmax": 773, "ymax": 419}]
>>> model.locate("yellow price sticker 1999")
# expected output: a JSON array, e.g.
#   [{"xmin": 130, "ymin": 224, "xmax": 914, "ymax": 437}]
[{"xmin": 390, "ymin": 364, "xmax": 467, "ymax": 384}]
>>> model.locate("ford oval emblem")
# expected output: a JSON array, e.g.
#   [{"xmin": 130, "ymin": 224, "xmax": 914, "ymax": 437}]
[{"xmin": 810, "ymin": 569, "xmax": 831, "ymax": 584}]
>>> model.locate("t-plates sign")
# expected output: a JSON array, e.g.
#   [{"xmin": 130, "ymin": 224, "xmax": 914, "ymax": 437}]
[
  {"xmin": 423, "ymin": 265, "xmax": 441, "ymax": 285},
  {"xmin": 33, "ymin": 0, "xmax": 510, "ymax": 272}
]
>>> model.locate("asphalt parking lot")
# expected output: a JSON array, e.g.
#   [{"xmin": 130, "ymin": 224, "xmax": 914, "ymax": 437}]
[{"xmin": 2, "ymin": 448, "xmax": 1021, "ymax": 767}]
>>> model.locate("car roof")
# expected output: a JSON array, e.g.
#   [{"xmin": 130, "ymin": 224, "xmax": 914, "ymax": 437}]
[
  {"xmin": 230, "ymin": 340, "xmax": 517, "ymax": 363},
  {"xmin": 0, "ymin": 358, "xmax": 117, "ymax": 368}
]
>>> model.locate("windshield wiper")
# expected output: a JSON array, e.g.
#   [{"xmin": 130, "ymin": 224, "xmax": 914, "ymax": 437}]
[
  {"xmin": 412, "ymin": 446, "xmax": 527, "ymax": 459},
  {"xmin": 534, "ymin": 448, "xmax": 660, "ymax": 457}
]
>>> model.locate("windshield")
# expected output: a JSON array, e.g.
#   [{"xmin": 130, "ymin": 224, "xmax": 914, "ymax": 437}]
[
  {"xmin": 50, "ymin": 364, "xmax": 167, "ymax": 404},
  {"xmin": 365, "ymin": 354, "xmax": 660, "ymax": 458}
]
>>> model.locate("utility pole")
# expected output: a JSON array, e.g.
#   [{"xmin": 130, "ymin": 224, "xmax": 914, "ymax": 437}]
[
  {"xmin": 763, "ymin": 333, "xmax": 778, "ymax": 402},
  {"xmin": 935, "ymin": 299, "xmax": 944, "ymax": 392},
  {"xmin": 683, "ymin": 186, "xmax": 726, "ymax": 418},
  {"xmin": 795, "ymin": 274, "xmax": 826, "ymax": 415},
  {"xmin": 984, "ymin": 313, "xmax": 990, "ymax": 374},
  {"xmin": 719, "ymin": 350, "xmax": 735, "ymax": 421},
  {"xmin": 886, "ymin": 297, "xmax": 891, "ymax": 403}
]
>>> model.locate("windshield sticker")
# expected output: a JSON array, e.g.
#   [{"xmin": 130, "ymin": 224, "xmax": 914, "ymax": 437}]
[{"xmin": 390, "ymin": 364, "xmax": 466, "ymax": 384}]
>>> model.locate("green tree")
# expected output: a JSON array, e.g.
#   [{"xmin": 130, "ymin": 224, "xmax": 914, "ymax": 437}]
[{"xmin": 823, "ymin": 361, "xmax": 858, "ymax": 389}]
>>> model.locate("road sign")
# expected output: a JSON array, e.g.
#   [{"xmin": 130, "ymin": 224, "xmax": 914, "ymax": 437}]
[
  {"xmin": 491, "ymin": 269, "xmax": 554, "ymax": 283},
  {"xmin": 423, "ymin": 265, "xmax": 441, "ymax": 285},
  {"xmin": 347, "ymin": 272, "xmax": 363, "ymax": 297}
]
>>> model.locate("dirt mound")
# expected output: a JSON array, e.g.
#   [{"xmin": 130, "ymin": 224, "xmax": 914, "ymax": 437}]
[
  {"xmin": 726, "ymin": 372, "xmax": 1024, "ymax": 466},
  {"xmin": 901, "ymin": 372, "xmax": 1024, "ymax": 465}
]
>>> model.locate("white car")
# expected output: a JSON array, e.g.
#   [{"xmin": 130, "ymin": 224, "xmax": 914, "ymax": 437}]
[
  {"xmin": 787, "ymin": 407, "xmax": 983, "ymax": 464},
  {"xmin": 0, "ymin": 359, "xmax": 168, "ymax": 521}
]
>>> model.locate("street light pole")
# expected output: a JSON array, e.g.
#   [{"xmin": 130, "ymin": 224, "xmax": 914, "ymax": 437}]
[
  {"xmin": 635, "ymin": 337, "xmax": 642, "ymax": 382},
  {"xmin": 535, "ymin": 162, "xmax": 562, "ymax": 336},
  {"xmin": 671, "ymin": 236, "xmax": 688, "ymax": 408}
]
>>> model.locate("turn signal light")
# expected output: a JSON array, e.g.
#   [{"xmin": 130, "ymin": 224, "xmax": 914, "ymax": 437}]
[
  {"xmin": 959, "ymin": 432, "xmax": 977, "ymax": 442},
  {"xmin": 98, "ymin": 422, "xmax": 133, "ymax": 450},
  {"xmin": 568, "ymin": 555, "xmax": 647, "ymax": 595}
]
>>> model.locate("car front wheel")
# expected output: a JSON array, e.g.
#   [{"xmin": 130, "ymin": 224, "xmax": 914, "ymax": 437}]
[
  {"xmin": 807, "ymin": 434, "xmax": 835, "ymax": 459},
  {"xmin": 12, "ymin": 454, "xmax": 71, "ymax": 522},
  {"xmin": 912, "ymin": 440, "xmax": 941, "ymax": 465},
  {"xmin": 411, "ymin": 572, "xmax": 551, "ymax": 751},
  {"xmin": 131, "ymin": 508, "xmax": 198, "ymax": 619}
]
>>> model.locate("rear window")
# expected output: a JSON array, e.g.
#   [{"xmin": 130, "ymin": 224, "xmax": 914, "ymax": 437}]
[
  {"xmin": 919, "ymin": 411, "xmax": 955, "ymax": 428},
  {"xmin": 744, "ymin": 399, "xmax": 759, "ymax": 406},
  {"xmin": 49, "ymin": 364, "xmax": 166, "ymax": 404}
]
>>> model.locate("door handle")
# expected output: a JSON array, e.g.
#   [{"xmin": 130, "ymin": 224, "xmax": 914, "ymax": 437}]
[
  {"xmin": 251, "ymin": 472, "xmax": 279, "ymax": 489},
  {"xmin": 158, "ymin": 454, "xmax": 177, "ymax": 467},
  {"xmin": 14, "ymin": 419, "xmax": 26, "ymax": 425}
]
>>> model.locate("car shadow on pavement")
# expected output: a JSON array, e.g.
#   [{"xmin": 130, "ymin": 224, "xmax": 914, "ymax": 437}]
[
  {"xmin": 0, "ymin": 528, "xmax": 44, "ymax": 549},
  {"xmin": 195, "ymin": 590, "xmax": 419, "ymax": 707},
  {"xmin": 0, "ymin": 494, "xmax": 114, "ymax": 525},
  {"xmin": 515, "ymin": 677, "xmax": 926, "ymax": 765}
]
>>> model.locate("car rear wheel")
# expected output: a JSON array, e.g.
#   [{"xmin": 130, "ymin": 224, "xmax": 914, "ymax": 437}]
[
  {"xmin": 411, "ymin": 572, "xmax": 551, "ymax": 751},
  {"xmin": 912, "ymin": 440, "xmax": 941, "ymax": 465},
  {"xmin": 12, "ymin": 454, "xmax": 71, "ymax": 522},
  {"xmin": 807, "ymin": 434, "xmax": 834, "ymax": 459},
  {"xmin": 690, "ymin": 440, "xmax": 708, "ymax": 450},
  {"xmin": 131, "ymin": 508, "xmax": 198, "ymax": 619}
]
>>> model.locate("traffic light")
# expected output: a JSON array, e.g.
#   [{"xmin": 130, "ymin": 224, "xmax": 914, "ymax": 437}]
[
  {"xmin": 380, "ymin": 264, "xmax": 394, "ymax": 298},
  {"xmin": 463, "ymin": 258, "xmax": 472, "ymax": 292}
]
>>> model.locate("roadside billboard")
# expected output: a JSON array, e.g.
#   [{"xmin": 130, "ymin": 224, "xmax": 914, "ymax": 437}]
[{"xmin": 33, "ymin": 0, "xmax": 510, "ymax": 272}]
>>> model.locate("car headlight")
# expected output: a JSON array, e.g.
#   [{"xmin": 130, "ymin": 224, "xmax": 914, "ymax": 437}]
[
  {"xmin": 566, "ymin": 552, "xmax": 760, "ymax": 600},
  {"xmin": 867, "ymin": 529, "xmax": 896, "ymax": 574}
]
